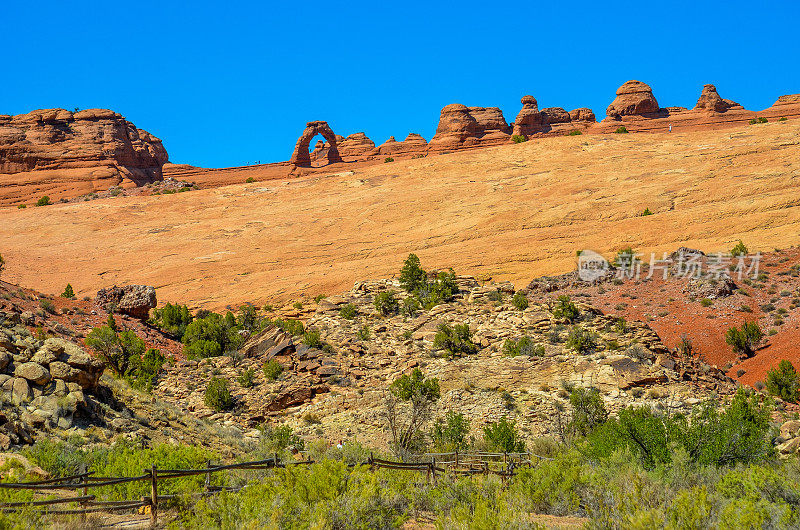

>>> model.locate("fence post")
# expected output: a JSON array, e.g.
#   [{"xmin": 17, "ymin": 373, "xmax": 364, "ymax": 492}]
[
  {"xmin": 455, "ymin": 450, "xmax": 459, "ymax": 469},
  {"xmin": 205, "ymin": 460, "xmax": 212, "ymax": 492},
  {"xmin": 81, "ymin": 473, "xmax": 88, "ymax": 522},
  {"xmin": 431, "ymin": 457, "xmax": 437, "ymax": 486},
  {"xmin": 150, "ymin": 465, "xmax": 158, "ymax": 528}
]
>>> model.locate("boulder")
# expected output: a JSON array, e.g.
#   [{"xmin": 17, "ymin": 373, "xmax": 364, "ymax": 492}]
[
  {"xmin": 96, "ymin": 285, "xmax": 157, "ymax": 319},
  {"xmin": 11, "ymin": 377, "xmax": 32, "ymax": 405},
  {"xmin": 14, "ymin": 363, "xmax": 51, "ymax": 386},
  {"xmin": 569, "ymin": 108, "xmax": 596, "ymax": 122},
  {"xmin": 512, "ymin": 95, "xmax": 545, "ymax": 137},
  {"xmin": 541, "ymin": 107, "xmax": 572, "ymax": 124},
  {"xmin": 606, "ymin": 80, "xmax": 660, "ymax": 119}
]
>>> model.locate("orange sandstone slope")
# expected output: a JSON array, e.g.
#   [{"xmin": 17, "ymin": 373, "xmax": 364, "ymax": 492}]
[{"xmin": 1, "ymin": 121, "xmax": 800, "ymax": 310}]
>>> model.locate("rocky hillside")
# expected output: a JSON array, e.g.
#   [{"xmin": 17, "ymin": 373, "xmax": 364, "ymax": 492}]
[{"xmin": 0, "ymin": 108, "xmax": 168, "ymax": 206}]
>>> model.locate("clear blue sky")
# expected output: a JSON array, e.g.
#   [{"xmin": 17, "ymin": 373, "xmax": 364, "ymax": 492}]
[{"xmin": 3, "ymin": 1, "xmax": 798, "ymax": 168}]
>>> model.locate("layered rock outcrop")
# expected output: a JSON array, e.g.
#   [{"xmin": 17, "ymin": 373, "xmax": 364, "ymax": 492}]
[
  {"xmin": 337, "ymin": 132, "xmax": 376, "ymax": 160},
  {"xmin": 694, "ymin": 84, "xmax": 742, "ymax": 113},
  {"xmin": 290, "ymin": 121, "xmax": 343, "ymax": 168},
  {"xmin": 512, "ymin": 95, "xmax": 545, "ymax": 137},
  {"xmin": 605, "ymin": 80, "xmax": 660, "ymax": 119},
  {"xmin": 512, "ymin": 96, "xmax": 597, "ymax": 138},
  {"xmin": 0, "ymin": 108, "xmax": 168, "ymax": 205},
  {"xmin": 428, "ymin": 104, "xmax": 511, "ymax": 151},
  {"xmin": 96, "ymin": 285, "xmax": 157, "ymax": 319},
  {"xmin": 378, "ymin": 133, "xmax": 428, "ymax": 156}
]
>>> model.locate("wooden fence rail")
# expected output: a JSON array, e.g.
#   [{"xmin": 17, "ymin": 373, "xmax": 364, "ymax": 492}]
[{"xmin": 0, "ymin": 452, "xmax": 541, "ymax": 525}]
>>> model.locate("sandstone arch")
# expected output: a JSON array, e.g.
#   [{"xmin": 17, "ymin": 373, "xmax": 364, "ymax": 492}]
[{"xmin": 290, "ymin": 120, "xmax": 343, "ymax": 167}]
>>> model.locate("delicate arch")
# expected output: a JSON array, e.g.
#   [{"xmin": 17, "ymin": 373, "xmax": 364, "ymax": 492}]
[{"xmin": 290, "ymin": 120, "xmax": 343, "ymax": 167}]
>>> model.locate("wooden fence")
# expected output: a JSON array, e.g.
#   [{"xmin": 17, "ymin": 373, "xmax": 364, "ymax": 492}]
[{"xmin": 0, "ymin": 451, "xmax": 550, "ymax": 525}]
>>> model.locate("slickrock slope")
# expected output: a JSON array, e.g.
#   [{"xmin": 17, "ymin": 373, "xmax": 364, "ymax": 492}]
[
  {"xmin": 2, "ymin": 121, "xmax": 800, "ymax": 313},
  {"xmin": 0, "ymin": 109, "xmax": 168, "ymax": 206}
]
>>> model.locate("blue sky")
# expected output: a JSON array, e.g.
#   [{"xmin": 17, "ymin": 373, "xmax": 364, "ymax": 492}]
[{"xmin": 3, "ymin": 1, "xmax": 798, "ymax": 168}]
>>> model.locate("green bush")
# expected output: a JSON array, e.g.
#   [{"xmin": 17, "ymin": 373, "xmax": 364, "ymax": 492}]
[
  {"xmin": 127, "ymin": 348, "xmax": 165, "ymax": 391},
  {"xmin": 503, "ymin": 336, "xmax": 544, "ymax": 357},
  {"xmin": 398, "ymin": 254, "xmax": 458, "ymax": 309},
  {"xmin": 374, "ymin": 291, "xmax": 399, "ymax": 316},
  {"xmin": 567, "ymin": 130, "xmax": 582, "ymax": 136},
  {"xmin": 765, "ymin": 360, "xmax": 799, "ymax": 402},
  {"xmin": 431, "ymin": 411, "xmax": 471, "ymax": 452},
  {"xmin": 566, "ymin": 387, "xmax": 608, "ymax": 438},
  {"xmin": 483, "ymin": 416, "xmax": 525, "ymax": 453},
  {"xmin": 36, "ymin": 196, "xmax": 51, "ymax": 206},
  {"xmin": 566, "ymin": 326, "xmax": 597, "ymax": 354},
  {"xmin": 552, "ymin": 295, "xmax": 579, "ymax": 323},
  {"xmin": 339, "ymin": 303, "xmax": 358, "ymax": 320},
  {"xmin": 39, "ymin": 298, "xmax": 57, "ymax": 315},
  {"xmin": 60, "ymin": 283, "xmax": 75, "ymax": 298},
  {"xmin": 641, "ymin": 207, "xmax": 653, "ymax": 216},
  {"xmin": 779, "ymin": 117, "xmax": 788, "ymax": 122},
  {"xmin": 150, "ymin": 302, "xmax": 193, "ymax": 340},
  {"xmin": 512, "ymin": 292, "xmax": 529, "ymax": 311},
  {"xmin": 204, "ymin": 377, "xmax": 234, "ymax": 411},
  {"xmin": 730, "ymin": 239, "xmax": 749, "ymax": 257},
  {"xmin": 399, "ymin": 253, "xmax": 426, "ymax": 293},
  {"xmin": 700, "ymin": 298, "xmax": 712, "ymax": 307},
  {"xmin": 245, "ymin": 177, "xmax": 255, "ymax": 183},
  {"xmin": 384, "ymin": 157, "xmax": 394, "ymax": 163},
  {"xmin": 615, "ymin": 126, "xmax": 628, "ymax": 134},
  {"xmin": 402, "ymin": 296, "xmax": 420, "ymax": 316},
  {"xmin": 263, "ymin": 360, "xmax": 284, "ymax": 381},
  {"xmin": 725, "ymin": 322, "xmax": 763, "ymax": 358},
  {"xmin": 433, "ymin": 322, "xmax": 477, "ymax": 357},
  {"xmin": 614, "ymin": 246, "xmax": 636, "ymax": 266},
  {"xmin": 357, "ymin": 324, "xmax": 371, "ymax": 341},
  {"xmin": 86, "ymin": 325, "xmax": 147, "ymax": 376},
  {"xmin": 237, "ymin": 368, "xmax": 256, "ymax": 388},
  {"xmin": 512, "ymin": 134, "xmax": 527, "ymax": 143},
  {"xmin": 182, "ymin": 311, "xmax": 243, "ymax": 358}
]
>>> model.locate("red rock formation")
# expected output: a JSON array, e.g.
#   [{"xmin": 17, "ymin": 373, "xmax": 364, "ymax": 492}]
[
  {"xmin": 337, "ymin": 132, "xmax": 376, "ymax": 160},
  {"xmin": 0, "ymin": 108, "xmax": 168, "ymax": 185},
  {"xmin": 569, "ymin": 108, "xmax": 596, "ymax": 123},
  {"xmin": 512, "ymin": 95, "xmax": 545, "ymax": 137},
  {"xmin": 605, "ymin": 80, "xmax": 660, "ymax": 119},
  {"xmin": 694, "ymin": 84, "xmax": 742, "ymax": 113},
  {"xmin": 541, "ymin": 107, "xmax": 571, "ymax": 124},
  {"xmin": 378, "ymin": 133, "xmax": 428, "ymax": 156},
  {"xmin": 290, "ymin": 121, "xmax": 342, "ymax": 168},
  {"xmin": 429, "ymin": 104, "xmax": 511, "ymax": 151}
]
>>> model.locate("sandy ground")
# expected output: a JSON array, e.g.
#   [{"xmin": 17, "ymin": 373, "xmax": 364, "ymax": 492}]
[{"xmin": 1, "ymin": 121, "xmax": 799, "ymax": 311}]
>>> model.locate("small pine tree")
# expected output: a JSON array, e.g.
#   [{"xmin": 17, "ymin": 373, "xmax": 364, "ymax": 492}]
[
  {"xmin": 766, "ymin": 360, "xmax": 799, "ymax": 402},
  {"xmin": 725, "ymin": 322, "xmax": 763, "ymax": 358},
  {"xmin": 61, "ymin": 284, "xmax": 75, "ymax": 299},
  {"xmin": 730, "ymin": 240, "xmax": 749, "ymax": 257},
  {"xmin": 107, "ymin": 313, "xmax": 118, "ymax": 332}
]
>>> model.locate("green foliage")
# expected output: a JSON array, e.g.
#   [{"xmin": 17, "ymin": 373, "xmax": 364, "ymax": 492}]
[
  {"xmin": 127, "ymin": 348, "xmax": 165, "ymax": 391},
  {"xmin": 314, "ymin": 294, "xmax": 327, "ymax": 303},
  {"xmin": 245, "ymin": 176, "xmax": 255, "ymax": 183},
  {"xmin": 86, "ymin": 325, "xmax": 147, "ymax": 377},
  {"xmin": 237, "ymin": 368, "xmax": 256, "ymax": 388},
  {"xmin": 374, "ymin": 291, "xmax": 399, "ymax": 316},
  {"xmin": 552, "ymin": 295, "xmax": 579, "ymax": 323},
  {"xmin": 399, "ymin": 253, "xmax": 426, "ymax": 293},
  {"xmin": 402, "ymin": 296, "xmax": 420, "ymax": 316},
  {"xmin": 641, "ymin": 207, "xmax": 653, "ymax": 216},
  {"xmin": 511, "ymin": 134, "xmax": 527, "ymax": 143},
  {"xmin": 512, "ymin": 292, "xmax": 529, "ymax": 311},
  {"xmin": 700, "ymin": 297, "xmax": 713, "ymax": 307},
  {"xmin": 293, "ymin": 301, "xmax": 303, "ymax": 310},
  {"xmin": 433, "ymin": 322, "xmax": 477, "ymax": 356},
  {"xmin": 263, "ymin": 360, "xmax": 284, "ymax": 381},
  {"xmin": 150, "ymin": 302, "xmax": 193, "ymax": 340},
  {"xmin": 615, "ymin": 126, "xmax": 629, "ymax": 133},
  {"xmin": 431, "ymin": 411, "xmax": 471, "ymax": 452},
  {"xmin": 339, "ymin": 303, "xmax": 358, "ymax": 320},
  {"xmin": 357, "ymin": 324, "xmax": 371, "ymax": 341},
  {"xmin": 204, "ymin": 377, "xmax": 234, "ymax": 411},
  {"xmin": 565, "ymin": 326, "xmax": 597, "ymax": 354},
  {"xmin": 779, "ymin": 117, "xmax": 788, "ymax": 122},
  {"xmin": 273, "ymin": 317, "xmax": 304, "ymax": 336},
  {"xmin": 390, "ymin": 368, "xmax": 440, "ymax": 401},
  {"xmin": 730, "ymin": 239, "xmax": 749, "ymax": 257},
  {"xmin": 725, "ymin": 322, "xmax": 763, "ymax": 358},
  {"xmin": 567, "ymin": 130, "xmax": 582, "ymax": 136},
  {"xmin": 39, "ymin": 298, "xmax": 56, "ymax": 315},
  {"xmin": 258, "ymin": 424, "xmax": 305, "ymax": 454},
  {"xmin": 614, "ymin": 246, "xmax": 636, "ymax": 266},
  {"xmin": 483, "ymin": 416, "xmax": 526, "ymax": 453},
  {"xmin": 60, "ymin": 283, "xmax": 75, "ymax": 298},
  {"xmin": 766, "ymin": 360, "xmax": 799, "ymax": 402},
  {"xmin": 236, "ymin": 303, "xmax": 262, "ymax": 331},
  {"xmin": 36, "ymin": 196, "xmax": 51, "ymax": 206},
  {"xmin": 182, "ymin": 311, "xmax": 243, "ymax": 358},
  {"xmin": 503, "ymin": 336, "xmax": 544, "ymax": 357},
  {"xmin": 384, "ymin": 156, "xmax": 394, "ymax": 163},
  {"xmin": 107, "ymin": 313, "xmax": 118, "ymax": 331},
  {"xmin": 567, "ymin": 387, "xmax": 608, "ymax": 437},
  {"xmin": 302, "ymin": 329, "xmax": 323, "ymax": 348}
]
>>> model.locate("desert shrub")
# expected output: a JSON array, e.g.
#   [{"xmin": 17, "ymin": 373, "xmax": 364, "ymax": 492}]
[
  {"xmin": 730, "ymin": 239, "xmax": 749, "ymax": 257},
  {"xmin": 357, "ymin": 324, "xmax": 371, "ymax": 341},
  {"xmin": 86, "ymin": 325, "xmax": 146, "ymax": 376},
  {"xmin": 566, "ymin": 387, "xmax": 608, "ymax": 438},
  {"xmin": 552, "ymin": 295, "xmax": 579, "ymax": 323},
  {"xmin": 765, "ymin": 360, "xmax": 799, "ymax": 402},
  {"xmin": 613, "ymin": 316, "xmax": 628, "ymax": 333},
  {"xmin": 204, "ymin": 377, "xmax": 234, "ymax": 411},
  {"xmin": 512, "ymin": 292, "xmax": 529, "ymax": 311},
  {"xmin": 258, "ymin": 424, "xmax": 305, "ymax": 454},
  {"xmin": 433, "ymin": 322, "xmax": 477, "ymax": 357},
  {"xmin": 274, "ymin": 318, "xmax": 305, "ymax": 336},
  {"xmin": 237, "ymin": 368, "xmax": 256, "ymax": 388},
  {"xmin": 263, "ymin": 360, "xmax": 283, "ymax": 381},
  {"xmin": 127, "ymin": 348, "xmax": 165, "ymax": 391},
  {"xmin": 36, "ymin": 196, "xmax": 51, "ymax": 206},
  {"xmin": 483, "ymin": 416, "xmax": 525, "ymax": 453},
  {"xmin": 641, "ymin": 207, "xmax": 653, "ymax": 216},
  {"xmin": 725, "ymin": 322, "xmax": 763, "ymax": 358},
  {"xmin": 339, "ymin": 303, "xmax": 358, "ymax": 320},
  {"xmin": 565, "ymin": 326, "xmax": 597, "ymax": 354},
  {"xmin": 182, "ymin": 311, "xmax": 244, "ymax": 358},
  {"xmin": 150, "ymin": 302, "xmax": 193, "ymax": 340},
  {"xmin": 758, "ymin": 116, "xmax": 768, "ymax": 123},
  {"xmin": 402, "ymin": 296, "xmax": 420, "ymax": 317},
  {"xmin": 779, "ymin": 117, "xmax": 788, "ymax": 122},
  {"xmin": 503, "ymin": 336, "xmax": 544, "ymax": 357},
  {"xmin": 398, "ymin": 254, "xmax": 457, "ymax": 309},
  {"xmin": 700, "ymin": 298, "xmax": 712, "ymax": 307},
  {"xmin": 60, "ymin": 283, "xmax": 75, "ymax": 298},
  {"xmin": 512, "ymin": 134, "xmax": 527, "ymax": 143},
  {"xmin": 39, "ymin": 298, "xmax": 57, "ymax": 314},
  {"xmin": 293, "ymin": 301, "xmax": 303, "ymax": 310},
  {"xmin": 399, "ymin": 253, "xmax": 426, "ymax": 293},
  {"xmin": 567, "ymin": 130, "xmax": 582, "ymax": 136},
  {"xmin": 384, "ymin": 157, "xmax": 394, "ymax": 163},
  {"xmin": 615, "ymin": 126, "xmax": 628, "ymax": 134},
  {"xmin": 236, "ymin": 303, "xmax": 262, "ymax": 332},
  {"xmin": 374, "ymin": 291, "xmax": 399, "ymax": 316},
  {"xmin": 431, "ymin": 411, "xmax": 471, "ymax": 452},
  {"xmin": 385, "ymin": 369, "xmax": 440, "ymax": 456},
  {"xmin": 314, "ymin": 294, "xmax": 326, "ymax": 303},
  {"xmin": 613, "ymin": 246, "xmax": 636, "ymax": 267},
  {"xmin": 245, "ymin": 177, "xmax": 255, "ymax": 183}
]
